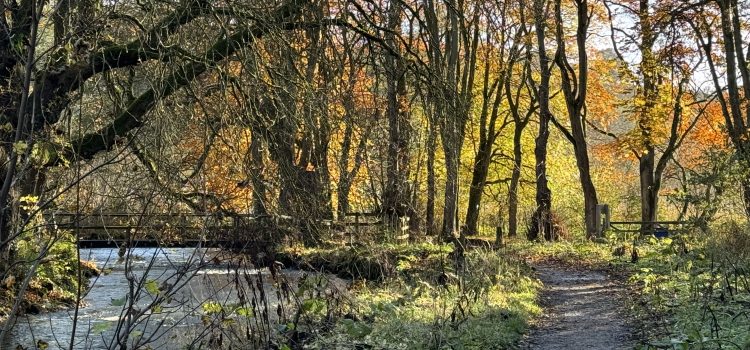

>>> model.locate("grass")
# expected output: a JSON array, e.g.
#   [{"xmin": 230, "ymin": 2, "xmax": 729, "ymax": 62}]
[
  {"xmin": 505, "ymin": 237, "xmax": 615, "ymax": 268},
  {"xmin": 284, "ymin": 241, "xmax": 543, "ymax": 349}
]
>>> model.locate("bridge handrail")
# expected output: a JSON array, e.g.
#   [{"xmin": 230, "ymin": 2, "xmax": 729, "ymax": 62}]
[{"xmin": 608, "ymin": 220, "xmax": 686, "ymax": 225}]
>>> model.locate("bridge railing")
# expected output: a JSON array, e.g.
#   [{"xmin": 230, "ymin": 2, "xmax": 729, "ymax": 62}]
[
  {"xmin": 43, "ymin": 211, "xmax": 395, "ymax": 245},
  {"xmin": 46, "ymin": 212, "xmax": 247, "ymax": 232}
]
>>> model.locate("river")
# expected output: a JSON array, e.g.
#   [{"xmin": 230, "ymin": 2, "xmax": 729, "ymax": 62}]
[{"xmin": 3, "ymin": 247, "xmax": 345, "ymax": 349}]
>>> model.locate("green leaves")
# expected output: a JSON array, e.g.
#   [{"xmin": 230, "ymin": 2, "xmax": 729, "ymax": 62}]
[
  {"xmin": 144, "ymin": 279, "xmax": 160, "ymax": 295},
  {"xmin": 13, "ymin": 141, "xmax": 28, "ymax": 155},
  {"xmin": 10, "ymin": 33, "xmax": 27, "ymax": 56},
  {"xmin": 201, "ymin": 301, "xmax": 223, "ymax": 315},
  {"xmin": 18, "ymin": 195, "xmax": 38, "ymax": 211},
  {"xmin": 300, "ymin": 298, "xmax": 325, "ymax": 315},
  {"xmin": 236, "ymin": 306, "xmax": 253, "ymax": 317}
]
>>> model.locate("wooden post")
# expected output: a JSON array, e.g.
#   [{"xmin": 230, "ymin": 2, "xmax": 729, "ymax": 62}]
[
  {"xmin": 595, "ymin": 204, "xmax": 610, "ymax": 237},
  {"xmin": 602, "ymin": 204, "xmax": 610, "ymax": 229}
]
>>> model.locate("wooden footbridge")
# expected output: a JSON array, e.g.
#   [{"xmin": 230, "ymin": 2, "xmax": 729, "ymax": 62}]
[{"xmin": 46, "ymin": 211, "xmax": 391, "ymax": 248}]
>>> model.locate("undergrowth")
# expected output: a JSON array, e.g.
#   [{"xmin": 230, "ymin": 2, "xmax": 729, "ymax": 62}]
[
  {"xmin": 1, "ymin": 227, "xmax": 98, "ymax": 319},
  {"xmin": 286, "ymin": 242, "xmax": 542, "ymax": 349},
  {"xmin": 628, "ymin": 224, "xmax": 750, "ymax": 349}
]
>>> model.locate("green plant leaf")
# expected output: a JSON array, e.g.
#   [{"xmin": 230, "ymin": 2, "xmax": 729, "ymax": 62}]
[
  {"xmin": 13, "ymin": 141, "xmax": 28, "ymax": 155},
  {"xmin": 301, "ymin": 298, "xmax": 325, "ymax": 314},
  {"xmin": 341, "ymin": 318, "xmax": 372, "ymax": 339},
  {"xmin": 202, "ymin": 301, "xmax": 223, "ymax": 315},
  {"xmin": 236, "ymin": 306, "xmax": 253, "ymax": 317},
  {"xmin": 145, "ymin": 279, "xmax": 160, "ymax": 295}
]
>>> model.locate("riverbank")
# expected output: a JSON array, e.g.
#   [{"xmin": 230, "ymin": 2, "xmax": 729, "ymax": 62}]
[
  {"xmin": 2, "ymin": 241, "xmax": 545, "ymax": 349},
  {"xmin": 280, "ymin": 240, "xmax": 543, "ymax": 349},
  {"xmin": 0, "ymin": 259, "xmax": 100, "ymax": 325}
]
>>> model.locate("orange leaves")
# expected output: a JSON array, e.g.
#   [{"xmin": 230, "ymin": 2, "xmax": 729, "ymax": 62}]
[
  {"xmin": 679, "ymin": 98, "xmax": 729, "ymax": 165},
  {"xmin": 176, "ymin": 124, "xmax": 254, "ymax": 211},
  {"xmin": 587, "ymin": 53, "xmax": 622, "ymax": 128}
]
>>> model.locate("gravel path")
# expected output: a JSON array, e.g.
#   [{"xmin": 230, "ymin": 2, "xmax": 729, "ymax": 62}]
[{"xmin": 522, "ymin": 264, "xmax": 635, "ymax": 350}]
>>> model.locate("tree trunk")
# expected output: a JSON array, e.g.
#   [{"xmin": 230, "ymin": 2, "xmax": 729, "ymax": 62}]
[
  {"xmin": 742, "ymin": 177, "xmax": 750, "ymax": 218},
  {"xmin": 337, "ymin": 123, "xmax": 355, "ymax": 220},
  {"xmin": 531, "ymin": 125, "xmax": 553, "ymax": 241},
  {"xmin": 576, "ymin": 151, "xmax": 598, "ymax": 238},
  {"xmin": 250, "ymin": 127, "xmax": 267, "ymax": 216},
  {"xmin": 529, "ymin": 0, "xmax": 555, "ymax": 241},
  {"xmin": 552, "ymin": 0, "xmax": 598, "ymax": 238},
  {"xmin": 508, "ymin": 122, "xmax": 525, "ymax": 237},
  {"xmin": 425, "ymin": 120, "xmax": 437, "ymax": 235},
  {"xmin": 464, "ymin": 142, "xmax": 492, "ymax": 236},
  {"xmin": 442, "ymin": 145, "xmax": 460, "ymax": 240},
  {"xmin": 639, "ymin": 152, "xmax": 658, "ymax": 234},
  {"xmin": 382, "ymin": 1, "xmax": 411, "ymax": 226},
  {"xmin": 637, "ymin": 0, "xmax": 660, "ymax": 235}
]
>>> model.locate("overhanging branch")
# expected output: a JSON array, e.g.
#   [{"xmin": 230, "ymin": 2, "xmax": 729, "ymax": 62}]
[{"xmin": 51, "ymin": 0, "xmax": 309, "ymax": 165}]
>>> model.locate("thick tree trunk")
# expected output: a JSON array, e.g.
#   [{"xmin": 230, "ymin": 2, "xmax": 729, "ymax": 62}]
[
  {"xmin": 337, "ymin": 179, "xmax": 352, "ymax": 220},
  {"xmin": 637, "ymin": 0, "xmax": 659, "ymax": 236},
  {"xmin": 529, "ymin": 0, "xmax": 555, "ymax": 241},
  {"xmin": 337, "ymin": 123, "xmax": 355, "ymax": 219},
  {"xmin": 530, "ymin": 123, "xmax": 553, "ymax": 241},
  {"xmin": 382, "ymin": 1, "xmax": 411, "ymax": 227},
  {"xmin": 639, "ymin": 152, "xmax": 659, "ymax": 234},
  {"xmin": 742, "ymin": 177, "xmax": 750, "ymax": 219},
  {"xmin": 714, "ymin": 0, "xmax": 750, "ymax": 221},
  {"xmin": 249, "ymin": 128, "xmax": 267, "ymax": 216},
  {"xmin": 312, "ymin": 130, "xmax": 333, "ymax": 220},
  {"xmin": 578, "ymin": 161, "xmax": 599, "ymax": 238},
  {"xmin": 553, "ymin": 0, "xmax": 598, "ymax": 239},
  {"xmin": 570, "ymin": 126, "xmax": 599, "ymax": 238}
]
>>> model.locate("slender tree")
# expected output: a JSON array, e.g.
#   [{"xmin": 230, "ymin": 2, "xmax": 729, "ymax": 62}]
[{"xmin": 551, "ymin": 0, "xmax": 599, "ymax": 238}]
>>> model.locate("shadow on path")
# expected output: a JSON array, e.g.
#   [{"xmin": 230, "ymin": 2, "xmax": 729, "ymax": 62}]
[{"xmin": 522, "ymin": 264, "xmax": 635, "ymax": 350}]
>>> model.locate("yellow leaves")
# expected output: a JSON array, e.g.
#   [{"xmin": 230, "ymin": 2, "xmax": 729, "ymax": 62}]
[
  {"xmin": 0, "ymin": 122, "xmax": 12, "ymax": 133},
  {"xmin": 13, "ymin": 141, "xmax": 28, "ymax": 155},
  {"xmin": 19, "ymin": 195, "xmax": 39, "ymax": 211}
]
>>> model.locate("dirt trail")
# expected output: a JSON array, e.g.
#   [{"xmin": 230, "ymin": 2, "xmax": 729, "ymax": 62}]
[{"xmin": 522, "ymin": 264, "xmax": 635, "ymax": 350}]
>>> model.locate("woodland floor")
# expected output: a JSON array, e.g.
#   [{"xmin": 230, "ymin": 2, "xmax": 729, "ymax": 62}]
[{"xmin": 522, "ymin": 263, "xmax": 636, "ymax": 350}]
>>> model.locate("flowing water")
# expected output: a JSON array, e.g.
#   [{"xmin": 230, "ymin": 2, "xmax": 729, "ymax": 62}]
[{"xmin": 3, "ymin": 247, "xmax": 345, "ymax": 349}]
